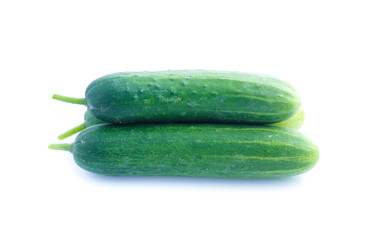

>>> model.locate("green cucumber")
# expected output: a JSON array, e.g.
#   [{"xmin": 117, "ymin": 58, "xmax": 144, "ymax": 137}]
[
  {"xmin": 272, "ymin": 106, "xmax": 305, "ymax": 130},
  {"xmin": 49, "ymin": 124, "xmax": 318, "ymax": 178},
  {"xmin": 57, "ymin": 106, "xmax": 305, "ymax": 140},
  {"xmin": 53, "ymin": 70, "xmax": 300, "ymax": 124},
  {"xmin": 57, "ymin": 111, "xmax": 106, "ymax": 140}
]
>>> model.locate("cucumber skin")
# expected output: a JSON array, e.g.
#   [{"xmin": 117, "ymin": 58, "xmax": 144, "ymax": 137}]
[
  {"xmin": 83, "ymin": 107, "xmax": 305, "ymax": 131},
  {"xmin": 272, "ymin": 107, "xmax": 305, "ymax": 130},
  {"xmin": 85, "ymin": 70, "xmax": 300, "ymax": 124},
  {"xmin": 72, "ymin": 124, "xmax": 318, "ymax": 178},
  {"xmin": 84, "ymin": 111, "xmax": 105, "ymax": 127}
]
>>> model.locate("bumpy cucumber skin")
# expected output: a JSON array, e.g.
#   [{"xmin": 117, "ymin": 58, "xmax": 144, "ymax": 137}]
[
  {"xmin": 85, "ymin": 70, "xmax": 300, "ymax": 124},
  {"xmin": 72, "ymin": 124, "xmax": 318, "ymax": 178}
]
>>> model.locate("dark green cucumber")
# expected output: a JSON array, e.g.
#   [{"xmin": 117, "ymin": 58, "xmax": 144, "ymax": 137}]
[
  {"xmin": 53, "ymin": 70, "xmax": 300, "ymax": 124},
  {"xmin": 57, "ymin": 111, "xmax": 106, "ymax": 140},
  {"xmin": 49, "ymin": 124, "xmax": 318, "ymax": 178},
  {"xmin": 57, "ymin": 106, "xmax": 305, "ymax": 140}
]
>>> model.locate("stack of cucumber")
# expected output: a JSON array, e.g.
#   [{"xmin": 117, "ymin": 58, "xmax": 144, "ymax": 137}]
[{"xmin": 49, "ymin": 70, "xmax": 318, "ymax": 178}]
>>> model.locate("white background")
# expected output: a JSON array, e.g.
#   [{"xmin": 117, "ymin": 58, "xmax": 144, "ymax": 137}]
[{"xmin": 1, "ymin": 0, "xmax": 373, "ymax": 239}]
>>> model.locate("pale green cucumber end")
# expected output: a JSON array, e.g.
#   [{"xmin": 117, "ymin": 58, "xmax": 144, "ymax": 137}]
[
  {"xmin": 48, "ymin": 143, "xmax": 74, "ymax": 152},
  {"xmin": 52, "ymin": 94, "xmax": 86, "ymax": 105},
  {"xmin": 57, "ymin": 123, "xmax": 87, "ymax": 140}
]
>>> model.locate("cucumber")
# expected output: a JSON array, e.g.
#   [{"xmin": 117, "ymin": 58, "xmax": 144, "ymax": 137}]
[
  {"xmin": 272, "ymin": 106, "xmax": 305, "ymax": 130},
  {"xmin": 57, "ymin": 106, "xmax": 305, "ymax": 140},
  {"xmin": 49, "ymin": 124, "xmax": 318, "ymax": 178},
  {"xmin": 52, "ymin": 70, "xmax": 300, "ymax": 124},
  {"xmin": 57, "ymin": 111, "xmax": 105, "ymax": 140}
]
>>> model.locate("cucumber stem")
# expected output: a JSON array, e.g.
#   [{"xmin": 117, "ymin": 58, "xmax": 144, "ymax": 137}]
[
  {"xmin": 48, "ymin": 143, "xmax": 73, "ymax": 152},
  {"xmin": 52, "ymin": 94, "xmax": 86, "ymax": 105},
  {"xmin": 58, "ymin": 123, "xmax": 87, "ymax": 140}
]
